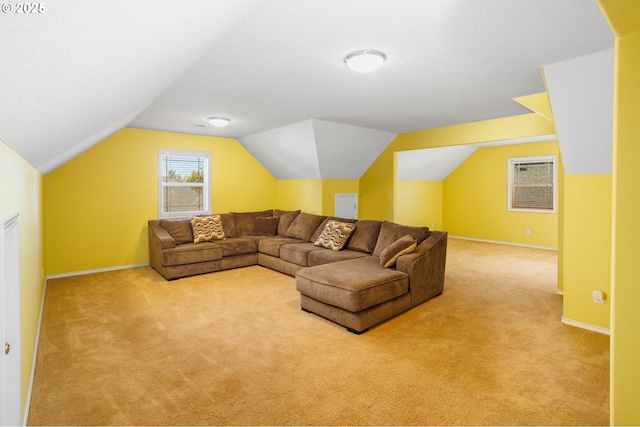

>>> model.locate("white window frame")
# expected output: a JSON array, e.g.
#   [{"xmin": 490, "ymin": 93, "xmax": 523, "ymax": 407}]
[
  {"xmin": 507, "ymin": 155, "xmax": 557, "ymax": 214},
  {"xmin": 158, "ymin": 149, "xmax": 211, "ymax": 218}
]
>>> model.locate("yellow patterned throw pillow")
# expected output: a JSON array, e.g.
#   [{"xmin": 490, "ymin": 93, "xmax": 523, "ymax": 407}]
[
  {"xmin": 191, "ymin": 215, "xmax": 225, "ymax": 243},
  {"xmin": 314, "ymin": 220, "xmax": 356, "ymax": 251}
]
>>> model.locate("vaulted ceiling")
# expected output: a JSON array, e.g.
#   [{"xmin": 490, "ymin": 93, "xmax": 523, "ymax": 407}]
[{"xmin": 0, "ymin": 0, "xmax": 614, "ymax": 177}]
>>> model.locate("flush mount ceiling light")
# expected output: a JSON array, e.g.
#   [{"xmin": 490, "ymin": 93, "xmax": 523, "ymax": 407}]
[
  {"xmin": 207, "ymin": 117, "xmax": 231, "ymax": 127},
  {"xmin": 344, "ymin": 49, "xmax": 386, "ymax": 73}
]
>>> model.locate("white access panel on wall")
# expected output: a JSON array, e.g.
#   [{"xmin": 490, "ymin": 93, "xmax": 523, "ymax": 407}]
[
  {"xmin": 335, "ymin": 193, "xmax": 358, "ymax": 219},
  {"xmin": 1, "ymin": 213, "xmax": 21, "ymax": 427}
]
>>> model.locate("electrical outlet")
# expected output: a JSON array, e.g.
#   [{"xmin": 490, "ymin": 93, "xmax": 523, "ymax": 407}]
[
  {"xmin": 526, "ymin": 229, "xmax": 531, "ymax": 235},
  {"xmin": 593, "ymin": 290, "xmax": 605, "ymax": 304}
]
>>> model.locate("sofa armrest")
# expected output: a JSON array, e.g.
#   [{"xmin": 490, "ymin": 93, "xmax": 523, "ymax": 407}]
[
  {"xmin": 148, "ymin": 220, "xmax": 176, "ymax": 250},
  {"xmin": 148, "ymin": 220, "xmax": 178, "ymax": 277},
  {"xmin": 395, "ymin": 231, "xmax": 448, "ymax": 306}
]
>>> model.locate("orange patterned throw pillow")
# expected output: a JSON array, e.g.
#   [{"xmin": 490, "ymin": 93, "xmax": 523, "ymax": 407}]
[
  {"xmin": 379, "ymin": 234, "xmax": 417, "ymax": 268},
  {"xmin": 314, "ymin": 220, "xmax": 356, "ymax": 251},
  {"xmin": 191, "ymin": 215, "xmax": 225, "ymax": 243}
]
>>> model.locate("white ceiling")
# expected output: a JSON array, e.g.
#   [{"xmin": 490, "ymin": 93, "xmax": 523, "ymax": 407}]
[{"xmin": 0, "ymin": 0, "xmax": 614, "ymax": 177}]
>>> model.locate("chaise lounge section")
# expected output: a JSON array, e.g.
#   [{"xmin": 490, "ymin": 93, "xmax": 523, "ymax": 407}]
[{"xmin": 148, "ymin": 209, "xmax": 447, "ymax": 333}]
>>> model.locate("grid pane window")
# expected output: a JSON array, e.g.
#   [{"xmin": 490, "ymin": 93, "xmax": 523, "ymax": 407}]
[
  {"xmin": 159, "ymin": 150, "xmax": 211, "ymax": 218},
  {"xmin": 508, "ymin": 156, "xmax": 556, "ymax": 213}
]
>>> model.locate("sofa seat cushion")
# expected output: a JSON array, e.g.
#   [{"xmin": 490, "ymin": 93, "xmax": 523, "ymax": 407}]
[
  {"xmin": 296, "ymin": 256, "xmax": 409, "ymax": 313},
  {"xmin": 214, "ymin": 238, "xmax": 258, "ymax": 257},
  {"xmin": 308, "ymin": 248, "xmax": 369, "ymax": 266},
  {"xmin": 162, "ymin": 242, "xmax": 222, "ymax": 266},
  {"xmin": 258, "ymin": 237, "xmax": 305, "ymax": 257},
  {"xmin": 280, "ymin": 242, "xmax": 321, "ymax": 267}
]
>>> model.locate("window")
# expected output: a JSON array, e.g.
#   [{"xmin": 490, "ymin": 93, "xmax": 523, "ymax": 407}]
[
  {"xmin": 508, "ymin": 155, "xmax": 556, "ymax": 213},
  {"xmin": 159, "ymin": 149, "xmax": 211, "ymax": 218}
]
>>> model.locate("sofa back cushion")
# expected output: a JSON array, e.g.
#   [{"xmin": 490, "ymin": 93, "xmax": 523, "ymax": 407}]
[
  {"xmin": 274, "ymin": 209, "xmax": 301, "ymax": 235},
  {"xmin": 231, "ymin": 210, "xmax": 273, "ymax": 237},
  {"xmin": 251, "ymin": 216, "xmax": 279, "ymax": 236},
  {"xmin": 284, "ymin": 212, "xmax": 327, "ymax": 241},
  {"xmin": 215, "ymin": 213, "xmax": 236, "ymax": 238},
  {"xmin": 159, "ymin": 219, "xmax": 193, "ymax": 245},
  {"xmin": 347, "ymin": 220, "xmax": 383, "ymax": 254},
  {"xmin": 372, "ymin": 221, "xmax": 430, "ymax": 257}
]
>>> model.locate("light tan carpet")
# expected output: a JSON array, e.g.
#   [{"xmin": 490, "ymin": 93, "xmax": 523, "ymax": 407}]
[{"xmin": 27, "ymin": 238, "xmax": 609, "ymax": 426}]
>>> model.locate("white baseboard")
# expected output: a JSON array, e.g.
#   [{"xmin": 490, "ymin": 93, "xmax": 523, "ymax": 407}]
[
  {"xmin": 561, "ymin": 317, "xmax": 610, "ymax": 335},
  {"xmin": 23, "ymin": 277, "xmax": 48, "ymax": 426},
  {"xmin": 46, "ymin": 263, "xmax": 149, "ymax": 280},
  {"xmin": 449, "ymin": 235, "xmax": 558, "ymax": 251}
]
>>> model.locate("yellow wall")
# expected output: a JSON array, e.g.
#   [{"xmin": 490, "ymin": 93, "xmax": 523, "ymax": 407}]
[
  {"xmin": 44, "ymin": 128, "xmax": 276, "ymax": 275},
  {"xmin": 361, "ymin": 113, "xmax": 556, "ymax": 221},
  {"xmin": 321, "ymin": 179, "xmax": 359, "ymax": 217},
  {"xmin": 598, "ymin": 0, "xmax": 640, "ymax": 422},
  {"xmin": 276, "ymin": 179, "xmax": 360, "ymax": 217},
  {"xmin": 396, "ymin": 180, "xmax": 443, "ymax": 228},
  {"xmin": 561, "ymin": 174, "xmax": 612, "ymax": 329},
  {"xmin": 443, "ymin": 142, "xmax": 559, "ymax": 248},
  {"xmin": 276, "ymin": 179, "xmax": 322, "ymax": 214},
  {"xmin": 276, "ymin": 179, "xmax": 359, "ymax": 216},
  {"xmin": 0, "ymin": 139, "xmax": 45, "ymax": 419},
  {"xmin": 360, "ymin": 146, "xmax": 395, "ymax": 221}
]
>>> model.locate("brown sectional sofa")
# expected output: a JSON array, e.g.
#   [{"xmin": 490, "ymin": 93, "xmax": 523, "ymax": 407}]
[{"xmin": 148, "ymin": 209, "xmax": 447, "ymax": 333}]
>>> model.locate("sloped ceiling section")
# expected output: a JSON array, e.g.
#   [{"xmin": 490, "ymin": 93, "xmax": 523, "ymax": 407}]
[
  {"xmin": 513, "ymin": 93, "xmax": 554, "ymax": 121},
  {"xmin": 312, "ymin": 120, "xmax": 396, "ymax": 179},
  {"xmin": 238, "ymin": 119, "xmax": 396, "ymax": 179},
  {"xmin": 238, "ymin": 120, "xmax": 320, "ymax": 180},
  {"xmin": 543, "ymin": 49, "xmax": 614, "ymax": 174},
  {"xmin": 397, "ymin": 135, "xmax": 557, "ymax": 181},
  {"xmin": 0, "ymin": 0, "xmax": 260, "ymax": 174},
  {"xmin": 398, "ymin": 146, "xmax": 478, "ymax": 181}
]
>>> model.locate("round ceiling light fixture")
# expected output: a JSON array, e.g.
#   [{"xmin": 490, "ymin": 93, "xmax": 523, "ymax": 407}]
[
  {"xmin": 207, "ymin": 117, "xmax": 231, "ymax": 127},
  {"xmin": 344, "ymin": 49, "xmax": 386, "ymax": 73}
]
